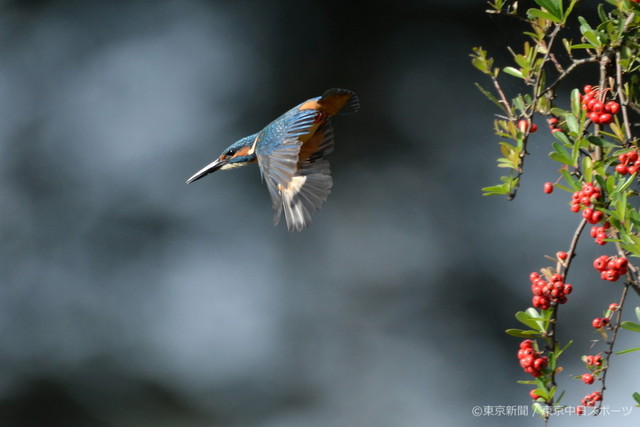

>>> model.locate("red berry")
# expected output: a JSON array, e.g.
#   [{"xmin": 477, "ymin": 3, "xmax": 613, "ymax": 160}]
[
  {"xmin": 605, "ymin": 101, "xmax": 620, "ymax": 114},
  {"xmin": 592, "ymin": 318, "xmax": 604, "ymax": 329},
  {"xmin": 609, "ymin": 303, "xmax": 619, "ymax": 311},
  {"xmin": 520, "ymin": 348, "xmax": 535, "ymax": 357},
  {"xmin": 583, "ymin": 85, "xmax": 593, "ymax": 94},
  {"xmin": 520, "ymin": 355, "xmax": 534, "ymax": 368},
  {"xmin": 520, "ymin": 339, "xmax": 533, "ymax": 349},
  {"xmin": 601, "ymin": 317, "xmax": 610, "ymax": 326},
  {"xmin": 585, "ymin": 355, "xmax": 594, "ymax": 365},
  {"xmin": 593, "ymin": 101, "xmax": 605, "ymax": 114},
  {"xmin": 593, "ymin": 255, "xmax": 609, "ymax": 271},
  {"xmin": 582, "ymin": 373, "xmax": 595, "ymax": 385},
  {"xmin": 548, "ymin": 117, "xmax": 559, "ymax": 125},
  {"xmin": 593, "ymin": 355, "xmax": 603, "ymax": 366},
  {"xmin": 615, "ymin": 257, "xmax": 628, "ymax": 270},
  {"xmin": 582, "ymin": 183, "xmax": 594, "ymax": 195},
  {"xmin": 589, "ymin": 210, "xmax": 603, "ymax": 224},
  {"xmin": 628, "ymin": 165, "xmax": 638, "ymax": 175},
  {"xmin": 533, "ymin": 356, "xmax": 548, "ymax": 370},
  {"xmin": 587, "ymin": 98, "xmax": 598, "ymax": 111},
  {"xmin": 563, "ymin": 284, "xmax": 573, "ymax": 294},
  {"xmin": 628, "ymin": 151, "xmax": 638, "ymax": 163},
  {"xmin": 557, "ymin": 251, "xmax": 568, "ymax": 260},
  {"xmin": 616, "ymin": 163, "xmax": 629, "ymax": 175},
  {"xmin": 529, "ymin": 389, "xmax": 541, "ymax": 400},
  {"xmin": 543, "ymin": 182, "xmax": 554, "ymax": 194},
  {"xmin": 603, "ymin": 269, "xmax": 620, "ymax": 281},
  {"xmin": 589, "ymin": 111, "xmax": 601, "ymax": 123},
  {"xmin": 518, "ymin": 119, "xmax": 535, "ymax": 133},
  {"xmin": 599, "ymin": 113, "xmax": 613, "ymax": 124}
]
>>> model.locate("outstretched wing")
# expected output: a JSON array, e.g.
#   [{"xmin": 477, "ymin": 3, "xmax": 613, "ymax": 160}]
[{"xmin": 257, "ymin": 111, "xmax": 334, "ymax": 231}]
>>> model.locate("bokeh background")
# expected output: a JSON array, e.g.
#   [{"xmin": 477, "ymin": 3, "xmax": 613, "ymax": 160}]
[{"xmin": 1, "ymin": 0, "xmax": 639, "ymax": 426}]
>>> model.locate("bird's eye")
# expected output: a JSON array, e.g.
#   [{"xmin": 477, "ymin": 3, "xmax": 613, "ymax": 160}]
[{"xmin": 226, "ymin": 149, "xmax": 236, "ymax": 156}]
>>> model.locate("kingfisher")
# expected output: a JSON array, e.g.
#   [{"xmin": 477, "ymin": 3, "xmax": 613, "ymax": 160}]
[{"xmin": 186, "ymin": 88, "xmax": 359, "ymax": 232}]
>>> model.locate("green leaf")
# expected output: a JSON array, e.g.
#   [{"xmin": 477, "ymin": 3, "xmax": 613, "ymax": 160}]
[
  {"xmin": 566, "ymin": 114, "xmax": 580, "ymax": 135},
  {"xmin": 578, "ymin": 16, "xmax": 602, "ymax": 47},
  {"xmin": 517, "ymin": 380, "xmax": 538, "ymax": 385},
  {"xmin": 516, "ymin": 308, "xmax": 550, "ymax": 333},
  {"xmin": 503, "ymin": 66, "xmax": 524, "ymax": 79},
  {"xmin": 550, "ymin": 141, "xmax": 574, "ymax": 166},
  {"xmin": 560, "ymin": 168, "xmax": 580, "ymax": 191},
  {"xmin": 615, "ymin": 173, "xmax": 636, "ymax": 194},
  {"xmin": 633, "ymin": 392, "xmax": 640, "ymax": 405},
  {"xmin": 506, "ymin": 328, "xmax": 542, "ymax": 338},
  {"xmin": 532, "ymin": 387, "xmax": 549, "ymax": 400},
  {"xmin": 552, "ymin": 129, "xmax": 573, "ymax": 145},
  {"xmin": 582, "ymin": 156, "xmax": 593, "ymax": 182},
  {"xmin": 616, "ymin": 346, "xmax": 640, "ymax": 355},
  {"xmin": 534, "ymin": 0, "xmax": 562, "ymax": 20},
  {"xmin": 527, "ymin": 8, "xmax": 561, "ymax": 23},
  {"xmin": 571, "ymin": 43, "xmax": 598, "ymax": 49},
  {"xmin": 474, "ymin": 83, "xmax": 507, "ymax": 113},
  {"xmin": 616, "ymin": 190, "xmax": 628, "ymax": 224},
  {"xmin": 620, "ymin": 321, "xmax": 640, "ymax": 333},
  {"xmin": 532, "ymin": 402, "xmax": 546, "ymax": 416},
  {"xmin": 620, "ymin": 235, "xmax": 640, "ymax": 258},
  {"xmin": 571, "ymin": 88, "xmax": 581, "ymax": 116},
  {"xmin": 587, "ymin": 135, "xmax": 618, "ymax": 147},
  {"xmin": 515, "ymin": 311, "xmax": 545, "ymax": 331},
  {"xmin": 557, "ymin": 339, "xmax": 573, "ymax": 358}
]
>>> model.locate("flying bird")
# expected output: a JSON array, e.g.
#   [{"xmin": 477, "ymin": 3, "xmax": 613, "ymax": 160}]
[{"xmin": 186, "ymin": 88, "xmax": 359, "ymax": 231}]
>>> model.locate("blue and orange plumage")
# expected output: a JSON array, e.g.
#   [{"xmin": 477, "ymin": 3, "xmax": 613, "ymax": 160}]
[{"xmin": 187, "ymin": 88, "xmax": 359, "ymax": 231}]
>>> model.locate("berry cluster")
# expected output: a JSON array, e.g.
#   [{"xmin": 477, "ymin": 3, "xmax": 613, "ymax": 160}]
[
  {"xmin": 569, "ymin": 183, "xmax": 602, "ymax": 222},
  {"xmin": 584, "ymin": 354, "xmax": 603, "ymax": 367},
  {"xmin": 593, "ymin": 255, "xmax": 628, "ymax": 282},
  {"xmin": 589, "ymin": 222, "xmax": 610, "ymax": 246},
  {"xmin": 529, "ymin": 272, "xmax": 572, "ymax": 309},
  {"xmin": 592, "ymin": 316, "xmax": 610, "ymax": 329},
  {"xmin": 517, "ymin": 339, "xmax": 548, "ymax": 378},
  {"xmin": 579, "ymin": 354, "xmax": 604, "ymax": 386},
  {"xmin": 615, "ymin": 150, "xmax": 640, "ymax": 175},
  {"xmin": 580, "ymin": 85, "xmax": 620, "ymax": 125},
  {"xmin": 547, "ymin": 117, "xmax": 561, "ymax": 133},
  {"xmin": 577, "ymin": 391, "xmax": 602, "ymax": 415}
]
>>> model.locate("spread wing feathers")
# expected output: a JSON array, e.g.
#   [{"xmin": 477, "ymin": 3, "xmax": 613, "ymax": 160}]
[
  {"xmin": 307, "ymin": 122, "xmax": 334, "ymax": 162},
  {"xmin": 279, "ymin": 161, "xmax": 332, "ymax": 231},
  {"xmin": 257, "ymin": 114, "xmax": 334, "ymax": 232},
  {"xmin": 280, "ymin": 109, "xmax": 319, "ymax": 141}
]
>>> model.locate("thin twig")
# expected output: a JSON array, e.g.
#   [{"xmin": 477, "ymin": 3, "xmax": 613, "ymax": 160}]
[
  {"xmin": 594, "ymin": 280, "xmax": 632, "ymax": 414},
  {"xmin": 615, "ymin": 50, "xmax": 633, "ymax": 143}
]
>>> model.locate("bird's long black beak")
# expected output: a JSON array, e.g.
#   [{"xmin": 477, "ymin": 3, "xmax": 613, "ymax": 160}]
[{"xmin": 186, "ymin": 157, "xmax": 227, "ymax": 184}]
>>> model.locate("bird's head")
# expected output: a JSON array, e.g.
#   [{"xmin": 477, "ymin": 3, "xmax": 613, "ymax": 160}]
[{"xmin": 186, "ymin": 133, "xmax": 258, "ymax": 184}]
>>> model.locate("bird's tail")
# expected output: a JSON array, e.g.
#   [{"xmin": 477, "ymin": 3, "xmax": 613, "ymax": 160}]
[{"xmin": 319, "ymin": 88, "xmax": 360, "ymax": 116}]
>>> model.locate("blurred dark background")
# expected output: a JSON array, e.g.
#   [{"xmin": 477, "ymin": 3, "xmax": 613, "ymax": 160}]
[{"xmin": 1, "ymin": 0, "xmax": 639, "ymax": 426}]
